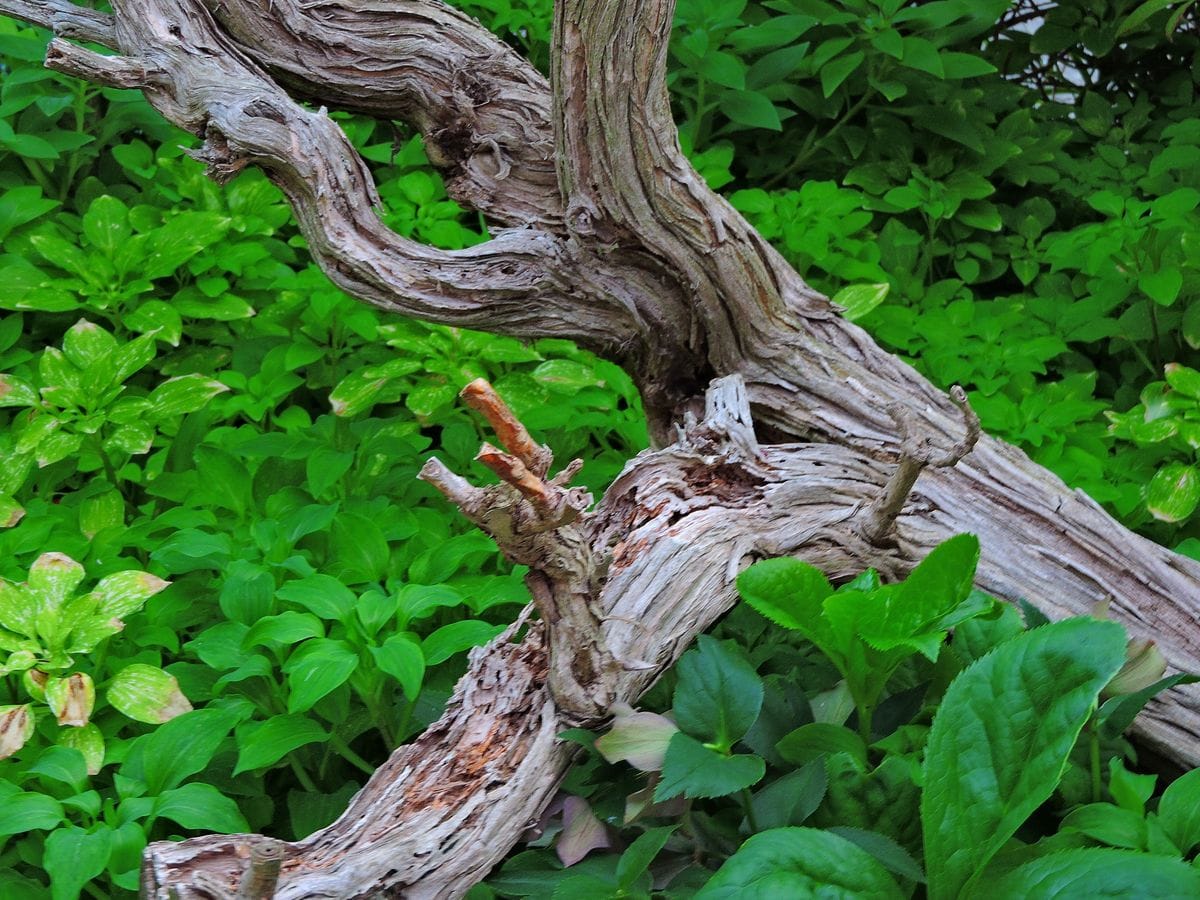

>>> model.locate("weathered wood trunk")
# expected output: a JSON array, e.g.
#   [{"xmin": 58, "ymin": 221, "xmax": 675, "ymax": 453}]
[{"xmin": 4, "ymin": 0, "xmax": 1199, "ymax": 896}]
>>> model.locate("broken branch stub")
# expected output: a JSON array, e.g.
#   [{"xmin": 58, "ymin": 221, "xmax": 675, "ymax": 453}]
[
  {"xmin": 419, "ymin": 381, "xmax": 614, "ymax": 720},
  {"xmin": 859, "ymin": 385, "xmax": 981, "ymax": 546}
]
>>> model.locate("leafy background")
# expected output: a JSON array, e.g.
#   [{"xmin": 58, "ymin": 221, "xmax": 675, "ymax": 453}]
[{"xmin": 2, "ymin": 0, "xmax": 1200, "ymax": 896}]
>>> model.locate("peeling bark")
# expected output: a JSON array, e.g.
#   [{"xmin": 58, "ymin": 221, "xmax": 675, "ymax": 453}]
[{"xmin": 3, "ymin": 0, "xmax": 1199, "ymax": 896}]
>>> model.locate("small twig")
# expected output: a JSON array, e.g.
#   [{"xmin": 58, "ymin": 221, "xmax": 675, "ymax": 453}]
[
  {"xmin": 0, "ymin": 0, "xmax": 116, "ymax": 45},
  {"xmin": 45, "ymin": 38, "xmax": 162, "ymax": 90},
  {"xmin": 859, "ymin": 386, "xmax": 979, "ymax": 545},
  {"xmin": 461, "ymin": 379, "xmax": 553, "ymax": 477},
  {"xmin": 476, "ymin": 442, "xmax": 551, "ymax": 505}
]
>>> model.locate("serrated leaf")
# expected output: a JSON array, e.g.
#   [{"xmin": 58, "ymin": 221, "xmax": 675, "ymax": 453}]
[{"xmin": 655, "ymin": 733, "xmax": 764, "ymax": 801}]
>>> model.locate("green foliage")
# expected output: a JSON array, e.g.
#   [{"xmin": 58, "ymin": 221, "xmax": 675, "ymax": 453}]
[{"xmin": 491, "ymin": 539, "xmax": 1198, "ymax": 897}]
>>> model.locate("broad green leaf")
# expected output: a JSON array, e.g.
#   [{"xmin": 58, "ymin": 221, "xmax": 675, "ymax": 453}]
[
  {"xmin": 153, "ymin": 782, "xmax": 249, "ymax": 833},
  {"xmin": 284, "ymin": 638, "xmax": 359, "ymax": 713},
  {"xmin": 749, "ymin": 761, "xmax": 827, "ymax": 831},
  {"xmin": 58, "ymin": 724, "xmax": 104, "ymax": 775},
  {"xmin": 78, "ymin": 489, "xmax": 124, "ymax": 539},
  {"xmin": 277, "ymin": 574, "xmax": 356, "ymax": 621},
  {"xmin": 27, "ymin": 746, "xmax": 88, "ymax": 791},
  {"xmin": 234, "ymin": 715, "xmax": 330, "ymax": 774},
  {"xmin": 1059, "ymin": 802, "xmax": 1147, "ymax": 849},
  {"xmin": 1140, "ymin": 268, "xmax": 1183, "ymax": 306},
  {"xmin": 615, "ymin": 826, "xmax": 675, "ymax": 890},
  {"xmin": 654, "ymin": 733, "xmax": 764, "ymax": 801},
  {"xmin": 1157, "ymin": 767, "xmax": 1200, "ymax": 855},
  {"xmin": 369, "ymin": 635, "xmax": 425, "ymax": 701},
  {"xmin": 820, "ymin": 51, "xmax": 865, "ymax": 98},
  {"xmin": 328, "ymin": 512, "xmax": 390, "ymax": 584},
  {"xmin": 243, "ymin": 611, "xmax": 324, "ymax": 648},
  {"xmin": 0, "ymin": 374, "xmax": 38, "ymax": 407},
  {"xmin": 982, "ymin": 848, "xmax": 1200, "ymax": 898},
  {"xmin": 922, "ymin": 618, "xmax": 1126, "ymax": 900},
  {"xmin": 776, "ymin": 723, "xmax": 867, "ymax": 768},
  {"xmin": 695, "ymin": 828, "xmax": 903, "ymax": 899},
  {"xmin": 27, "ymin": 552, "xmax": 85, "ymax": 612},
  {"xmin": 1146, "ymin": 462, "xmax": 1200, "ymax": 523},
  {"xmin": 146, "ymin": 374, "xmax": 228, "ymax": 419},
  {"xmin": 1165, "ymin": 362, "xmax": 1200, "ymax": 398},
  {"xmin": 672, "ymin": 636, "xmax": 762, "ymax": 749},
  {"xmin": 718, "ymin": 90, "xmax": 782, "ymax": 130},
  {"xmin": 44, "ymin": 825, "xmax": 112, "ymax": 900},
  {"xmin": 124, "ymin": 707, "xmax": 240, "ymax": 794},
  {"xmin": 421, "ymin": 619, "xmax": 505, "ymax": 666},
  {"xmin": 81, "ymin": 196, "xmax": 131, "ymax": 256},
  {"xmin": 0, "ymin": 790, "xmax": 63, "ymax": 834}
]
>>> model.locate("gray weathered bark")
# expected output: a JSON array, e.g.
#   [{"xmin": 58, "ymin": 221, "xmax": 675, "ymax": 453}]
[{"xmin": 3, "ymin": 0, "xmax": 1199, "ymax": 896}]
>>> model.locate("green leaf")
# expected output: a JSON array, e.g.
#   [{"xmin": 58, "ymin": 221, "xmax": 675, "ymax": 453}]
[
  {"xmin": 284, "ymin": 638, "xmax": 359, "ymax": 713},
  {"xmin": 277, "ymin": 574, "xmax": 356, "ymax": 621},
  {"xmin": 328, "ymin": 512, "xmax": 391, "ymax": 584},
  {"xmin": 820, "ymin": 51, "xmax": 865, "ymax": 98},
  {"xmin": 1140, "ymin": 269, "xmax": 1183, "ymax": 306},
  {"xmin": 737, "ymin": 558, "xmax": 836, "ymax": 656},
  {"xmin": 124, "ymin": 707, "xmax": 240, "ymax": 794},
  {"xmin": 718, "ymin": 90, "xmax": 782, "ymax": 131},
  {"xmin": 153, "ymin": 782, "xmax": 249, "ymax": 833},
  {"xmin": 44, "ymin": 825, "xmax": 112, "ymax": 900},
  {"xmin": 832, "ymin": 283, "xmax": 889, "ymax": 321},
  {"xmin": 983, "ymin": 848, "xmax": 1200, "ymax": 898},
  {"xmin": 826, "ymin": 827, "xmax": 925, "ymax": 884},
  {"xmin": 1098, "ymin": 673, "xmax": 1200, "ymax": 740},
  {"xmin": 615, "ymin": 826, "xmax": 675, "ymax": 891},
  {"xmin": 776, "ymin": 723, "xmax": 867, "ymax": 768},
  {"xmin": 243, "ymin": 611, "xmax": 324, "ymax": 648},
  {"xmin": 0, "ymin": 374, "xmax": 38, "ymax": 408},
  {"xmin": 145, "ymin": 374, "xmax": 228, "ymax": 419},
  {"xmin": 695, "ymin": 828, "xmax": 904, "ymax": 899},
  {"xmin": 370, "ymin": 635, "xmax": 425, "ymax": 701},
  {"xmin": 422, "ymin": 619, "xmax": 505, "ymax": 666},
  {"xmin": 1145, "ymin": 462, "xmax": 1200, "ymax": 523},
  {"xmin": 234, "ymin": 715, "xmax": 330, "ymax": 774},
  {"xmin": 1058, "ymin": 802, "xmax": 1147, "ymax": 849},
  {"xmin": 0, "ymin": 791, "xmax": 64, "ymax": 835},
  {"xmin": 1165, "ymin": 363, "xmax": 1200, "ymax": 399},
  {"xmin": 749, "ymin": 761, "xmax": 827, "ymax": 831},
  {"xmin": 901, "ymin": 36, "xmax": 944, "ymax": 77},
  {"xmin": 81, "ymin": 195, "xmax": 131, "ymax": 257},
  {"xmin": 672, "ymin": 635, "xmax": 762, "ymax": 749},
  {"xmin": 922, "ymin": 618, "xmax": 1127, "ymax": 900},
  {"xmin": 1158, "ymin": 768, "xmax": 1200, "ymax": 855},
  {"xmin": 654, "ymin": 733, "xmax": 765, "ymax": 801}
]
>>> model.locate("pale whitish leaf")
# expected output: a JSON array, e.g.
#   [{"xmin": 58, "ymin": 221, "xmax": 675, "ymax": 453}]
[
  {"xmin": 832, "ymin": 283, "xmax": 890, "ymax": 322},
  {"xmin": 556, "ymin": 796, "xmax": 610, "ymax": 867},
  {"xmin": 27, "ymin": 552, "xmax": 85, "ymax": 610},
  {"xmin": 92, "ymin": 570, "xmax": 170, "ymax": 618},
  {"xmin": 1145, "ymin": 462, "xmax": 1200, "ymax": 523},
  {"xmin": 107, "ymin": 664, "xmax": 192, "ymax": 724},
  {"xmin": 0, "ymin": 374, "xmax": 38, "ymax": 407},
  {"xmin": 0, "ymin": 494, "xmax": 24, "ymax": 528},
  {"xmin": 595, "ymin": 706, "xmax": 679, "ymax": 771}
]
